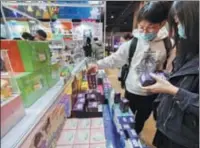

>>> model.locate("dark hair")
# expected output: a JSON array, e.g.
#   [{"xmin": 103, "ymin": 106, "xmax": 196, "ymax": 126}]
[
  {"xmin": 123, "ymin": 33, "xmax": 133, "ymax": 41},
  {"xmin": 137, "ymin": 1, "xmax": 172, "ymax": 24},
  {"xmin": 94, "ymin": 37, "xmax": 98, "ymax": 41},
  {"xmin": 22, "ymin": 32, "xmax": 34, "ymax": 40},
  {"xmin": 168, "ymin": 1, "xmax": 199, "ymax": 69},
  {"xmin": 13, "ymin": 38, "xmax": 22, "ymax": 40},
  {"xmin": 36, "ymin": 29, "xmax": 47, "ymax": 40}
]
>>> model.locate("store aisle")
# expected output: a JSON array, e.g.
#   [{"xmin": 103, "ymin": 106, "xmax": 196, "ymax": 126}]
[{"xmin": 105, "ymin": 68, "xmax": 156, "ymax": 148}]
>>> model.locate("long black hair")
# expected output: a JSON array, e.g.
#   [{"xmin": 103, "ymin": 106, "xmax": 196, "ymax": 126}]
[{"xmin": 168, "ymin": 1, "xmax": 199, "ymax": 69}]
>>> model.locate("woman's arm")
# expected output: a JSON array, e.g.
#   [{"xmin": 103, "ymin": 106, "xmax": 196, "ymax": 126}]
[
  {"xmin": 142, "ymin": 73, "xmax": 199, "ymax": 116},
  {"xmin": 173, "ymin": 88, "xmax": 199, "ymax": 116}
]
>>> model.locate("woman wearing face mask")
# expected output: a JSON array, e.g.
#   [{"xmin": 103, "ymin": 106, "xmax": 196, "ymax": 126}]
[
  {"xmin": 142, "ymin": 1, "xmax": 199, "ymax": 148},
  {"xmin": 88, "ymin": 1, "xmax": 173, "ymax": 134}
]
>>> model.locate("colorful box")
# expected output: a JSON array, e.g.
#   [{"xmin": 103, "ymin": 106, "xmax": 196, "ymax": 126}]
[
  {"xmin": 14, "ymin": 70, "xmax": 48, "ymax": 107},
  {"xmin": 45, "ymin": 62, "xmax": 60, "ymax": 88},
  {"xmin": 0, "ymin": 40, "xmax": 25, "ymax": 72},
  {"xmin": 63, "ymin": 119, "xmax": 78, "ymax": 130},
  {"xmin": 17, "ymin": 40, "xmax": 51, "ymax": 72}
]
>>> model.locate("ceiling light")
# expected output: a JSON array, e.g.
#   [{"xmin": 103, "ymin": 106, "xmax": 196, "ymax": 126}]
[
  {"xmin": 111, "ymin": 15, "xmax": 114, "ymax": 19},
  {"xmin": 124, "ymin": 22, "xmax": 127, "ymax": 24}
]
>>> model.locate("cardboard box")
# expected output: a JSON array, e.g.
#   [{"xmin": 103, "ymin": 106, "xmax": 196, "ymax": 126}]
[{"xmin": 59, "ymin": 94, "xmax": 72, "ymax": 117}]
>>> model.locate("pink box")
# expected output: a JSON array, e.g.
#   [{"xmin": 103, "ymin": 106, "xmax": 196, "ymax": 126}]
[
  {"xmin": 57, "ymin": 130, "xmax": 76, "ymax": 145},
  {"xmin": 91, "ymin": 118, "xmax": 104, "ymax": 129},
  {"xmin": 74, "ymin": 130, "xmax": 90, "ymax": 145},
  {"xmin": 63, "ymin": 119, "xmax": 78, "ymax": 130},
  {"xmin": 90, "ymin": 129, "xmax": 106, "ymax": 144},
  {"xmin": 77, "ymin": 119, "xmax": 91, "ymax": 129},
  {"xmin": 1, "ymin": 95, "xmax": 25, "ymax": 138}
]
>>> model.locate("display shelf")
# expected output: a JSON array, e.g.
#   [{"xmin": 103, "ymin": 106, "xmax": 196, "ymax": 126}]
[
  {"xmin": 1, "ymin": 58, "xmax": 88, "ymax": 148},
  {"xmin": 1, "ymin": 79, "xmax": 65, "ymax": 148}
]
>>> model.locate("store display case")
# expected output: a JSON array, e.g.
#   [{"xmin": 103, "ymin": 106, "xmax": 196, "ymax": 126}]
[{"xmin": 1, "ymin": 50, "xmax": 25, "ymax": 138}]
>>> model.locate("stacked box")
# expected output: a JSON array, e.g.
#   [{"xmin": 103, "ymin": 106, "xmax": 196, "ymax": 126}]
[{"xmin": 14, "ymin": 70, "xmax": 48, "ymax": 107}]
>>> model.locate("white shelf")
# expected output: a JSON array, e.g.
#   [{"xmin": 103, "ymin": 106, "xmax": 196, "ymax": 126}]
[
  {"xmin": 1, "ymin": 94, "xmax": 20, "ymax": 107},
  {"xmin": 1, "ymin": 58, "xmax": 88, "ymax": 148},
  {"xmin": 1, "ymin": 79, "xmax": 65, "ymax": 148}
]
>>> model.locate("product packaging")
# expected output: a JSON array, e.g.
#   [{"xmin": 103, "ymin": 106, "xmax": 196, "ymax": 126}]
[
  {"xmin": 114, "ymin": 92, "xmax": 121, "ymax": 104},
  {"xmin": 120, "ymin": 98, "xmax": 129, "ymax": 113}
]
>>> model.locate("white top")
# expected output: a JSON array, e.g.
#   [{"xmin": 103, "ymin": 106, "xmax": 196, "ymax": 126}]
[{"xmin": 97, "ymin": 27, "xmax": 168, "ymax": 96}]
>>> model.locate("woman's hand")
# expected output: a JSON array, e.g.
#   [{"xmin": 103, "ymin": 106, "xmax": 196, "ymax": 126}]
[
  {"xmin": 87, "ymin": 64, "xmax": 98, "ymax": 74},
  {"xmin": 142, "ymin": 73, "xmax": 179, "ymax": 95}
]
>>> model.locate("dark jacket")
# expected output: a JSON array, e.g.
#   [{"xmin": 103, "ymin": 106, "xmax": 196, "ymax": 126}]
[{"xmin": 155, "ymin": 56, "xmax": 199, "ymax": 148}]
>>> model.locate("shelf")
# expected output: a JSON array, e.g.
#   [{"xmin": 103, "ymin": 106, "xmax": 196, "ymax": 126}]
[
  {"xmin": 1, "ymin": 79, "xmax": 65, "ymax": 148},
  {"xmin": 1, "ymin": 58, "xmax": 88, "ymax": 148}
]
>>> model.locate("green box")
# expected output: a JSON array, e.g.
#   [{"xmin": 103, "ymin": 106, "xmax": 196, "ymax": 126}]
[
  {"xmin": 14, "ymin": 69, "xmax": 48, "ymax": 107},
  {"xmin": 45, "ymin": 63, "xmax": 60, "ymax": 88},
  {"xmin": 17, "ymin": 40, "xmax": 51, "ymax": 72}
]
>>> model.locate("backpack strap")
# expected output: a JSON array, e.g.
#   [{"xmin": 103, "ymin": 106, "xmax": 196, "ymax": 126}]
[{"xmin": 128, "ymin": 37, "xmax": 138, "ymax": 66}]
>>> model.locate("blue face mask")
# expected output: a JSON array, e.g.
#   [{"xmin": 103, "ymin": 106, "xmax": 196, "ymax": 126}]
[
  {"xmin": 178, "ymin": 24, "xmax": 186, "ymax": 39},
  {"xmin": 139, "ymin": 32, "xmax": 157, "ymax": 41}
]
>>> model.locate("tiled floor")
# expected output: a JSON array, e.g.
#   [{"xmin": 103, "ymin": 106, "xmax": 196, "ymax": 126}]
[
  {"xmin": 105, "ymin": 69, "xmax": 156, "ymax": 148},
  {"xmin": 57, "ymin": 118, "xmax": 106, "ymax": 148}
]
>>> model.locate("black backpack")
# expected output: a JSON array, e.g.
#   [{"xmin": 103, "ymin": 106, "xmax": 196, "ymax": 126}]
[{"xmin": 119, "ymin": 37, "xmax": 172, "ymax": 89}]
